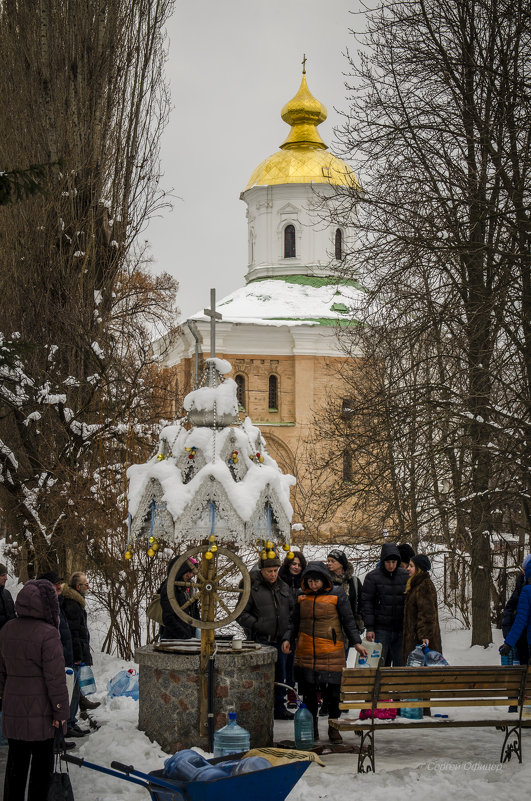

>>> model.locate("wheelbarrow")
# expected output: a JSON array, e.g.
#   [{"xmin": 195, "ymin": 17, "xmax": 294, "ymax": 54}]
[{"xmin": 61, "ymin": 752, "xmax": 311, "ymax": 801}]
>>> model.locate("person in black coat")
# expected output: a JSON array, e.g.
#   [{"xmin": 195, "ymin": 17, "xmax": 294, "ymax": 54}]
[
  {"xmin": 0, "ymin": 565, "xmax": 15, "ymax": 631},
  {"xmin": 361, "ymin": 542, "xmax": 408, "ymax": 666},
  {"xmin": 238, "ymin": 554, "xmax": 294, "ymax": 719},
  {"xmin": 278, "ymin": 551, "xmax": 307, "ymax": 705},
  {"xmin": 62, "ymin": 572, "xmax": 92, "ymax": 737},
  {"xmin": 36, "ymin": 571, "xmax": 74, "ymax": 668},
  {"xmin": 326, "ymin": 549, "xmax": 364, "ymax": 632},
  {"xmin": 158, "ymin": 557, "xmax": 199, "ymax": 640}
]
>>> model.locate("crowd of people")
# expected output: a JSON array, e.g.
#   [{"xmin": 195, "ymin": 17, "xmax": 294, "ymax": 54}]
[
  {"xmin": 0, "ymin": 546, "xmax": 529, "ymax": 797},
  {"xmin": 235, "ymin": 543, "xmax": 445, "ymax": 744}
]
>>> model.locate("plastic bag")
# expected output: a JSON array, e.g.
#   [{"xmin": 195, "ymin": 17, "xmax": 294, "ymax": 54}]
[
  {"xmin": 107, "ymin": 668, "xmax": 139, "ymax": 700},
  {"xmin": 359, "ymin": 703, "xmax": 397, "ymax": 720}
]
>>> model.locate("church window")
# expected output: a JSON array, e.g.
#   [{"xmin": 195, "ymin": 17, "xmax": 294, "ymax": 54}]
[
  {"xmin": 343, "ymin": 449, "xmax": 353, "ymax": 482},
  {"xmin": 335, "ymin": 228, "xmax": 343, "ymax": 260},
  {"xmin": 284, "ymin": 224, "xmax": 296, "ymax": 258},
  {"xmin": 341, "ymin": 398, "xmax": 355, "ymax": 420},
  {"xmin": 235, "ymin": 374, "xmax": 246, "ymax": 410},
  {"xmin": 268, "ymin": 374, "xmax": 279, "ymax": 411}
]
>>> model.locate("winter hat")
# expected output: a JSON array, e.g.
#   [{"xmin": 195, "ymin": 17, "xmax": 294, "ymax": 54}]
[
  {"xmin": 37, "ymin": 570, "xmax": 63, "ymax": 584},
  {"xmin": 259, "ymin": 555, "xmax": 281, "ymax": 569},
  {"xmin": 398, "ymin": 543, "xmax": 415, "ymax": 565},
  {"xmin": 0, "ymin": 564, "xmax": 7, "ymax": 575},
  {"xmin": 327, "ymin": 549, "xmax": 349, "ymax": 571},
  {"xmin": 412, "ymin": 554, "xmax": 431, "ymax": 573}
]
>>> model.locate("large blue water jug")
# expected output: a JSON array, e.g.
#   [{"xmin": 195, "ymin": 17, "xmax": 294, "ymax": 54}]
[
  {"xmin": 213, "ymin": 712, "xmax": 250, "ymax": 757},
  {"xmin": 401, "ymin": 703, "xmax": 423, "ymax": 719},
  {"xmin": 406, "ymin": 645, "xmax": 425, "ymax": 667},
  {"xmin": 163, "ymin": 749, "xmax": 227, "ymax": 781},
  {"xmin": 294, "ymin": 703, "xmax": 314, "ymax": 750},
  {"xmin": 107, "ymin": 668, "xmax": 139, "ymax": 700}
]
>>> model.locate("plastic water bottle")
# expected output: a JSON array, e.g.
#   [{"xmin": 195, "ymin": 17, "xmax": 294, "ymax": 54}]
[
  {"xmin": 213, "ymin": 712, "xmax": 250, "ymax": 757},
  {"xmin": 163, "ymin": 749, "xmax": 227, "ymax": 781},
  {"xmin": 78, "ymin": 663, "xmax": 96, "ymax": 695},
  {"xmin": 229, "ymin": 756, "xmax": 271, "ymax": 775},
  {"xmin": 406, "ymin": 645, "xmax": 425, "ymax": 667},
  {"xmin": 294, "ymin": 702, "xmax": 314, "ymax": 750},
  {"xmin": 65, "ymin": 668, "xmax": 75, "ymax": 701}
]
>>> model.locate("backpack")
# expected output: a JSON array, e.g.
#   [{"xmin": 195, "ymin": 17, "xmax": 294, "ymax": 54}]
[{"xmin": 146, "ymin": 593, "xmax": 163, "ymax": 625}]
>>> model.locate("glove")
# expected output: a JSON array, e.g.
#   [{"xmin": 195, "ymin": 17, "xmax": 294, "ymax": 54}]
[{"xmin": 499, "ymin": 643, "xmax": 512, "ymax": 657}]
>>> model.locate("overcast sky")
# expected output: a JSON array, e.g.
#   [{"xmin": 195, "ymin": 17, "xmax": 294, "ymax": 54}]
[{"xmin": 145, "ymin": 1, "xmax": 365, "ymax": 321}]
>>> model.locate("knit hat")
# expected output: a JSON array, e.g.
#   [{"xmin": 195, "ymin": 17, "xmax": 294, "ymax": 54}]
[
  {"xmin": 398, "ymin": 543, "xmax": 415, "ymax": 565},
  {"xmin": 0, "ymin": 564, "xmax": 7, "ymax": 576},
  {"xmin": 37, "ymin": 570, "xmax": 63, "ymax": 584},
  {"xmin": 327, "ymin": 549, "xmax": 349, "ymax": 571},
  {"xmin": 259, "ymin": 555, "xmax": 281, "ymax": 569},
  {"xmin": 412, "ymin": 554, "xmax": 431, "ymax": 573}
]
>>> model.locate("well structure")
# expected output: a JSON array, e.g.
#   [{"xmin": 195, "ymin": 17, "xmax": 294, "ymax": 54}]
[{"xmin": 127, "ymin": 291, "xmax": 296, "ymax": 751}]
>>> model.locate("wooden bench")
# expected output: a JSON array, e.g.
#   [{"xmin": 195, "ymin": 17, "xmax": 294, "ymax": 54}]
[{"xmin": 328, "ymin": 664, "xmax": 531, "ymax": 773}]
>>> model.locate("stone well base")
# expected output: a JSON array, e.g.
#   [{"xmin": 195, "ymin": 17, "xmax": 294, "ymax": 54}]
[{"xmin": 135, "ymin": 644, "xmax": 277, "ymax": 753}]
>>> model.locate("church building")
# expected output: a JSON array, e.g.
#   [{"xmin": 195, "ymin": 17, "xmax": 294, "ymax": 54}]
[{"xmin": 160, "ymin": 67, "xmax": 368, "ymax": 541}]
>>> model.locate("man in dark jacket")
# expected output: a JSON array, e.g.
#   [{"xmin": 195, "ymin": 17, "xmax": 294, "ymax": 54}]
[
  {"xmin": 62, "ymin": 572, "xmax": 92, "ymax": 738},
  {"xmin": 361, "ymin": 542, "xmax": 408, "ymax": 666},
  {"xmin": 238, "ymin": 554, "xmax": 294, "ymax": 719},
  {"xmin": 0, "ymin": 564, "xmax": 15, "ymax": 630}
]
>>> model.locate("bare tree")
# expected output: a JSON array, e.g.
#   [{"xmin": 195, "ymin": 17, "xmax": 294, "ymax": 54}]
[
  {"xmin": 0, "ymin": 1, "xmax": 178, "ymax": 587},
  {"xmin": 324, "ymin": 0, "xmax": 530, "ymax": 644}
]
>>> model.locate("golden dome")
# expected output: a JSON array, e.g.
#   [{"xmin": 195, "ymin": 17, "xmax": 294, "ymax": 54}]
[{"xmin": 244, "ymin": 68, "xmax": 359, "ymax": 191}]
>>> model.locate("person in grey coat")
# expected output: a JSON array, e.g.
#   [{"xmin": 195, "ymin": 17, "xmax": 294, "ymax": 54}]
[{"xmin": 0, "ymin": 579, "xmax": 69, "ymax": 801}]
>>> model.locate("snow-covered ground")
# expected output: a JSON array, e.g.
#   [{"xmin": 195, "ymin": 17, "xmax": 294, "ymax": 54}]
[{"xmin": 62, "ymin": 621, "xmax": 529, "ymax": 801}]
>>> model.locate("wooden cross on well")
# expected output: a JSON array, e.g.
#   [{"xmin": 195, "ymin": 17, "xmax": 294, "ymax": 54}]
[{"xmin": 203, "ymin": 288, "xmax": 222, "ymax": 359}]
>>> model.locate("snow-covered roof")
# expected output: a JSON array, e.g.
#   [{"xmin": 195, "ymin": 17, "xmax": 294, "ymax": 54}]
[
  {"xmin": 127, "ymin": 373, "xmax": 295, "ymax": 546},
  {"xmin": 190, "ymin": 275, "xmax": 365, "ymax": 327}
]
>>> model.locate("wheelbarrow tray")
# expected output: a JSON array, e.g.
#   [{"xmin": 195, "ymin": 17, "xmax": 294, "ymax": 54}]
[{"xmin": 147, "ymin": 760, "xmax": 310, "ymax": 801}]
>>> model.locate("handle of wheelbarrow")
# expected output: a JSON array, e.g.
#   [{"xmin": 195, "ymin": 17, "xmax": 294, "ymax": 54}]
[
  {"xmin": 110, "ymin": 760, "xmax": 136, "ymax": 774},
  {"xmin": 60, "ymin": 754, "xmax": 149, "ymax": 789},
  {"xmin": 111, "ymin": 760, "xmax": 187, "ymax": 792}
]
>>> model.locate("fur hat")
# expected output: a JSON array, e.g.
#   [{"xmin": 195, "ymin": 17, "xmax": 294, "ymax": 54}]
[
  {"xmin": 398, "ymin": 543, "xmax": 415, "ymax": 565},
  {"xmin": 0, "ymin": 564, "xmax": 7, "ymax": 576},
  {"xmin": 412, "ymin": 554, "xmax": 431, "ymax": 573},
  {"xmin": 327, "ymin": 549, "xmax": 349, "ymax": 571},
  {"xmin": 260, "ymin": 555, "xmax": 281, "ymax": 569}
]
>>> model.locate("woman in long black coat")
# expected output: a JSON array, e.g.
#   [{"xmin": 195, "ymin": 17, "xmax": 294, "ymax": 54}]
[{"xmin": 402, "ymin": 554, "xmax": 442, "ymax": 662}]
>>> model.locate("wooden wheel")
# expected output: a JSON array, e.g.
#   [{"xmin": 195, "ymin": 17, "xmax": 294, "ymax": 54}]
[{"xmin": 166, "ymin": 545, "xmax": 251, "ymax": 630}]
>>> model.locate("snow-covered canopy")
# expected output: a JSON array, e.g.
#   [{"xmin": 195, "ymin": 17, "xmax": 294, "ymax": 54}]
[{"xmin": 127, "ymin": 366, "xmax": 295, "ymax": 546}]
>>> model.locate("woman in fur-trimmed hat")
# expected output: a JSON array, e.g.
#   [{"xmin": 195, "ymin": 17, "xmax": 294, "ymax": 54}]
[{"xmin": 402, "ymin": 554, "xmax": 442, "ymax": 662}]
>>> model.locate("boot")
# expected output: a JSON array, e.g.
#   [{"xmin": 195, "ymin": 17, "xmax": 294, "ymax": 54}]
[
  {"xmin": 79, "ymin": 694, "xmax": 101, "ymax": 711},
  {"xmin": 328, "ymin": 723, "xmax": 343, "ymax": 743},
  {"xmin": 313, "ymin": 717, "xmax": 319, "ymax": 741}
]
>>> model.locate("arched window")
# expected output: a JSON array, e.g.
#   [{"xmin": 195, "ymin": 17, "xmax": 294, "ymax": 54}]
[
  {"xmin": 235, "ymin": 374, "xmax": 246, "ymax": 410},
  {"xmin": 335, "ymin": 228, "xmax": 343, "ymax": 260},
  {"xmin": 268, "ymin": 374, "xmax": 278, "ymax": 411},
  {"xmin": 284, "ymin": 224, "xmax": 296, "ymax": 258}
]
